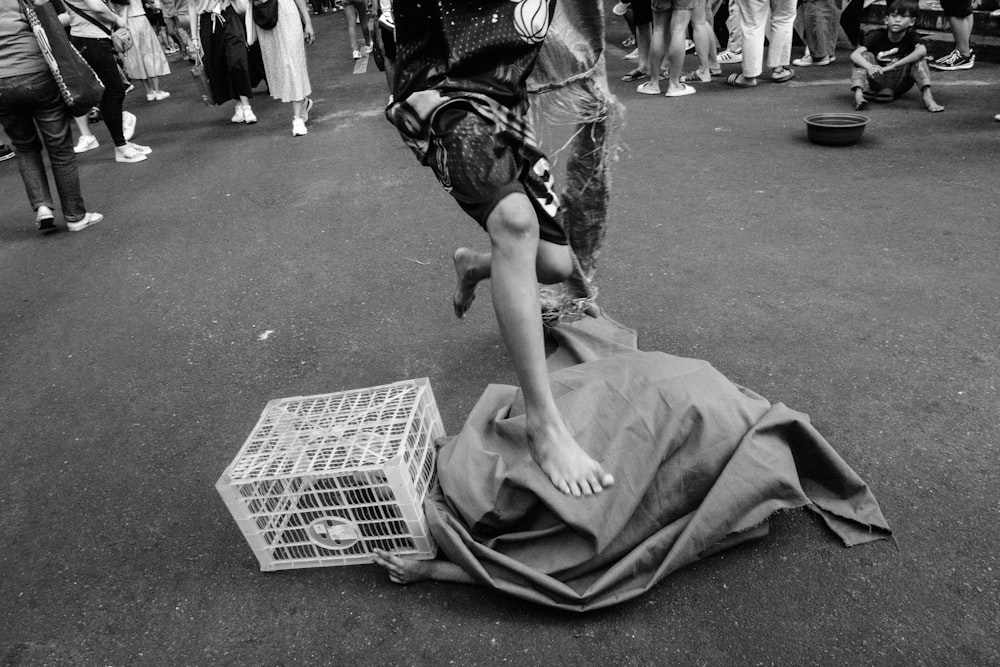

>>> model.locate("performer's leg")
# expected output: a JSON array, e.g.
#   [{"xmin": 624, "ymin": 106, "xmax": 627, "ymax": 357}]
[{"xmin": 485, "ymin": 192, "xmax": 614, "ymax": 497}]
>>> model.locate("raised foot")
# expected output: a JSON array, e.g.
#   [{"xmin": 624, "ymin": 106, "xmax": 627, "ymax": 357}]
[
  {"xmin": 528, "ymin": 421, "xmax": 615, "ymax": 497},
  {"xmin": 372, "ymin": 549, "xmax": 433, "ymax": 585},
  {"xmin": 452, "ymin": 247, "xmax": 481, "ymax": 319}
]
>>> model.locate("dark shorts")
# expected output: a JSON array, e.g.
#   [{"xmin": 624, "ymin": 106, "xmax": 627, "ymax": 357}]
[
  {"xmin": 632, "ymin": 0, "xmax": 653, "ymax": 24},
  {"xmin": 425, "ymin": 100, "xmax": 567, "ymax": 246},
  {"xmin": 652, "ymin": 0, "xmax": 695, "ymax": 11},
  {"xmin": 938, "ymin": 0, "xmax": 973, "ymax": 17}
]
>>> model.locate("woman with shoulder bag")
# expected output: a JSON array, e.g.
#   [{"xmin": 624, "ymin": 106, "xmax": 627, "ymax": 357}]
[
  {"xmin": 0, "ymin": 0, "xmax": 104, "ymax": 232},
  {"xmin": 254, "ymin": 0, "xmax": 314, "ymax": 136},
  {"xmin": 65, "ymin": 0, "xmax": 152, "ymax": 162},
  {"xmin": 189, "ymin": 0, "xmax": 258, "ymax": 123}
]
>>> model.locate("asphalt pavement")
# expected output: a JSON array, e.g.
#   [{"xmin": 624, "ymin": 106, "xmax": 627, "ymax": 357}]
[{"xmin": 1, "ymin": 7, "xmax": 998, "ymax": 666}]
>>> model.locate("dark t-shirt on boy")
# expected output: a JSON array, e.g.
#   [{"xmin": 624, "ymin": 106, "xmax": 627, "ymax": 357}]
[{"xmin": 863, "ymin": 29, "xmax": 922, "ymax": 65}]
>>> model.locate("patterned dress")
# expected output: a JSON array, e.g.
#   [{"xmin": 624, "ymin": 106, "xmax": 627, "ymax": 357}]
[
  {"xmin": 255, "ymin": 0, "xmax": 311, "ymax": 102},
  {"xmin": 120, "ymin": 0, "xmax": 170, "ymax": 79}
]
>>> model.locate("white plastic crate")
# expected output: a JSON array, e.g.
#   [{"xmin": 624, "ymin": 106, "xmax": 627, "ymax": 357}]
[{"xmin": 217, "ymin": 378, "xmax": 444, "ymax": 571}]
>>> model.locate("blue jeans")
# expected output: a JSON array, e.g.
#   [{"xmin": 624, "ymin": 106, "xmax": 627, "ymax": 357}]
[{"xmin": 0, "ymin": 70, "xmax": 87, "ymax": 221}]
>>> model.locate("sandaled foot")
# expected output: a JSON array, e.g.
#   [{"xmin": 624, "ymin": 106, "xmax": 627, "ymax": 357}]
[
  {"xmin": 680, "ymin": 70, "xmax": 712, "ymax": 83},
  {"xmin": 452, "ymin": 247, "xmax": 484, "ymax": 319},
  {"xmin": 372, "ymin": 549, "xmax": 433, "ymax": 585},
  {"xmin": 637, "ymin": 80, "xmax": 661, "ymax": 95},
  {"xmin": 621, "ymin": 69, "xmax": 648, "ymax": 82},
  {"xmin": 726, "ymin": 72, "xmax": 756, "ymax": 87},
  {"xmin": 528, "ymin": 419, "xmax": 615, "ymax": 497}
]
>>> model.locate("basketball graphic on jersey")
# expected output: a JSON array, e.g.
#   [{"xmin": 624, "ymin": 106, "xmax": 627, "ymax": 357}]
[{"xmin": 511, "ymin": 0, "xmax": 551, "ymax": 44}]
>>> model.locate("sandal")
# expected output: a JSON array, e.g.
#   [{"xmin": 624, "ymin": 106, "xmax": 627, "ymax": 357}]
[
  {"xmin": 771, "ymin": 67, "xmax": 794, "ymax": 83},
  {"xmin": 637, "ymin": 81, "xmax": 661, "ymax": 95},
  {"xmin": 621, "ymin": 70, "xmax": 648, "ymax": 82},
  {"xmin": 726, "ymin": 72, "xmax": 756, "ymax": 88},
  {"xmin": 874, "ymin": 88, "xmax": 893, "ymax": 103},
  {"xmin": 680, "ymin": 70, "xmax": 712, "ymax": 83}
]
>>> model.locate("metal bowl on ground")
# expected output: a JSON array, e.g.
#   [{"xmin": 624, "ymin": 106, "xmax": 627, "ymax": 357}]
[{"xmin": 804, "ymin": 113, "xmax": 870, "ymax": 146}]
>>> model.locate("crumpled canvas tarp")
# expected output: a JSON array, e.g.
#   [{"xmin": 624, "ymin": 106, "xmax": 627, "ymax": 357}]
[{"xmin": 422, "ymin": 313, "xmax": 892, "ymax": 611}]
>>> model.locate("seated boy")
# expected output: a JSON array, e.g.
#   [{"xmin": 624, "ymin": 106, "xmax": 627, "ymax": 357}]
[
  {"xmin": 849, "ymin": 0, "xmax": 943, "ymax": 112},
  {"xmin": 385, "ymin": 1, "xmax": 615, "ymax": 497}
]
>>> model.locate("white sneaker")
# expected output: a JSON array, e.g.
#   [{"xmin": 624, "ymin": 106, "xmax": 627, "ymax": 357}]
[
  {"xmin": 127, "ymin": 142, "xmax": 152, "ymax": 155},
  {"xmin": 292, "ymin": 118, "xmax": 307, "ymax": 136},
  {"xmin": 718, "ymin": 49, "xmax": 743, "ymax": 63},
  {"xmin": 231, "ymin": 104, "xmax": 246, "ymax": 123},
  {"xmin": 624, "ymin": 48, "xmax": 639, "ymax": 61},
  {"xmin": 115, "ymin": 144, "xmax": 147, "ymax": 163},
  {"xmin": 352, "ymin": 48, "xmax": 361, "ymax": 59},
  {"xmin": 378, "ymin": 12, "xmax": 394, "ymax": 29},
  {"xmin": 122, "ymin": 111, "xmax": 136, "ymax": 141},
  {"xmin": 74, "ymin": 135, "xmax": 99, "ymax": 153},
  {"xmin": 36, "ymin": 205, "xmax": 56, "ymax": 234},
  {"xmin": 242, "ymin": 106, "xmax": 257, "ymax": 124},
  {"xmin": 364, "ymin": 43, "xmax": 373, "ymax": 53},
  {"xmin": 66, "ymin": 212, "xmax": 103, "ymax": 232},
  {"xmin": 153, "ymin": 90, "xmax": 170, "ymax": 101}
]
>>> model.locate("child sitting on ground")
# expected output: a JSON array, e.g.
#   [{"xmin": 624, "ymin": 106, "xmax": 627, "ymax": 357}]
[{"xmin": 849, "ymin": 0, "xmax": 943, "ymax": 112}]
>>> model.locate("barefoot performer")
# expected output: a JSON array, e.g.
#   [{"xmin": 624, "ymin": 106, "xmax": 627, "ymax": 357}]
[{"xmin": 385, "ymin": 0, "xmax": 614, "ymax": 497}]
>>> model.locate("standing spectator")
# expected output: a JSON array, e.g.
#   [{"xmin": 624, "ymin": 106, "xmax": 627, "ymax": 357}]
[
  {"xmin": 638, "ymin": 0, "xmax": 699, "ymax": 97},
  {"xmin": 341, "ymin": 0, "xmax": 370, "ymax": 59},
  {"xmin": 120, "ymin": 0, "xmax": 172, "ymax": 100},
  {"xmin": 793, "ymin": 0, "xmax": 839, "ymax": 67},
  {"xmin": 1, "ymin": 0, "xmax": 103, "ymax": 232},
  {"xmin": 161, "ymin": 0, "xmax": 192, "ymax": 56},
  {"xmin": 189, "ymin": 0, "xmax": 258, "ymax": 123},
  {"xmin": 714, "ymin": 0, "xmax": 743, "ymax": 62},
  {"xmin": 929, "ymin": 0, "xmax": 975, "ymax": 70},
  {"xmin": 726, "ymin": 0, "xmax": 795, "ymax": 86},
  {"xmin": 256, "ymin": 0, "xmax": 315, "ymax": 136},
  {"xmin": 66, "ymin": 0, "xmax": 151, "ymax": 162},
  {"xmin": 621, "ymin": 0, "xmax": 655, "ymax": 83}
]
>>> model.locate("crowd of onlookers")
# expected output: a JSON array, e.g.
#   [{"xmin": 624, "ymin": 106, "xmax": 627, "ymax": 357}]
[
  {"xmin": 2, "ymin": 0, "xmax": 998, "ymax": 236},
  {"xmin": 612, "ymin": 0, "xmax": 996, "ymax": 115},
  {"xmin": 0, "ymin": 0, "xmax": 387, "ymax": 234}
]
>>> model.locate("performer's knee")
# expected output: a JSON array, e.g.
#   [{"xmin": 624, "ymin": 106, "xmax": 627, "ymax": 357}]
[{"xmin": 487, "ymin": 193, "xmax": 539, "ymax": 245}]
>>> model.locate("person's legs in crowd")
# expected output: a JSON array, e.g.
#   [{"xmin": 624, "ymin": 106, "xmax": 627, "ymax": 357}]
[
  {"xmin": 766, "ymin": 0, "xmax": 796, "ymax": 80},
  {"xmin": 930, "ymin": 0, "xmax": 975, "ymax": 70},
  {"xmin": 794, "ymin": 0, "xmax": 838, "ymax": 65}
]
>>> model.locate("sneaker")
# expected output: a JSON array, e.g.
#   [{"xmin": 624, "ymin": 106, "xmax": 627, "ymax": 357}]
[
  {"xmin": 995, "ymin": 113, "xmax": 1000, "ymax": 122},
  {"xmin": 930, "ymin": 50, "xmax": 974, "ymax": 70},
  {"xmin": 153, "ymin": 90, "xmax": 170, "ymax": 101},
  {"xmin": 624, "ymin": 48, "xmax": 639, "ymax": 60},
  {"xmin": 613, "ymin": 2, "xmax": 630, "ymax": 16},
  {"xmin": 352, "ymin": 48, "xmax": 361, "ymax": 59},
  {"xmin": 122, "ymin": 111, "xmax": 136, "ymax": 141},
  {"xmin": 685, "ymin": 39, "xmax": 695, "ymax": 52},
  {"xmin": 0, "ymin": 144, "xmax": 14, "ymax": 161},
  {"xmin": 66, "ymin": 212, "xmax": 103, "ymax": 232},
  {"xmin": 292, "ymin": 118, "xmax": 307, "ymax": 136},
  {"xmin": 36, "ymin": 205, "xmax": 56, "ymax": 233},
  {"xmin": 73, "ymin": 134, "xmax": 99, "ymax": 153},
  {"xmin": 718, "ymin": 49, "xmax": 742, "ymax": 64},
  {"xmin": 792, "ymin": 54, "xmax": 834, "ymax": 66},
  {"xmin": 243, "ymin": 106, "xmax": 257, "ymax": 124},
  {"xmin": 231, "ymin": 104, "xmax": 246, "ymax": 123},
  {"xmin": 378, "ymin": 12, "xmax": 394, "ymax": 29},
  {"xmin": 115, "ymin": 144, "xmax": 147, "ymax": 163},
  {"xmin": 127, "ymin": 141, "xmax": 152, "ymax": 155},
  {"xmin": 364, "ymin": 43, "xmax": 373, "ymax": 53}
]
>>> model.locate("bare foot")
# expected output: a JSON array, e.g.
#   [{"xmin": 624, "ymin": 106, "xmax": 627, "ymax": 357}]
[
  {"xmin": 527, "ymin": 418, "xmax": 615, "ymax": 497},
  {"xmin": 452, "ymin": 247, "xmax": 485, "ymax": 318},
  {"xmin": 372, "ymin": 549, "xmax": 433, "ymax": 585},
  {"xmin": 925, "ymin": 99, "xmax": 944, "ymax": 113}
]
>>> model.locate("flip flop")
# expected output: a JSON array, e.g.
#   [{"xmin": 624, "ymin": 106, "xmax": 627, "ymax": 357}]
[
  {"xmin": 637, "ymin": 81, "xmax": 661, "ymax": 95},
  {"xmin": 771, "ymin": 68, "xmax": 794, "ymax": 83},
  {"xmin": 726, "ymin": 72, "xmax": 756, "ymax": 88},
  {"xmin": 622, "ymin": 70, "xmax": 648, "ymax": 82},
  {"xmin": 680, "ymin": 70, "xmax": 712, "ymax": 83},
  {"xmin": 664, "ymin": 83, "xmax": 696, "ymax": 97},
  {"xmin": 875, "ymin": 88, "xmax": 894, "ymax": 103}
]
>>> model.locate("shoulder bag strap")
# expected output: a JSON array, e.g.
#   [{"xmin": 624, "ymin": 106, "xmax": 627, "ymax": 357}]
[{"xmin": 64, "ymin": 2, "xmax": 115, "ymax": 36}]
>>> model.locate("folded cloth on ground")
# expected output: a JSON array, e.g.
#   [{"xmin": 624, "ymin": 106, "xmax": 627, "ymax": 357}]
[{"xmin": 423, "ymin": 312, "xmax": 891, "ymax": 611}]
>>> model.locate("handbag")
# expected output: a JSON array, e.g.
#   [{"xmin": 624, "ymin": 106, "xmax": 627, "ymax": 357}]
[
  {"xmin": 252, "ymin": 0, "xmax": 279, "ymax": 29},
  {"xmin": 18, "ymin": 0, "xmax": 105, "ymax": 117},
  {"xmin": 65, "ymin": 2, "xmax": 134, "ymax": 54}
]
